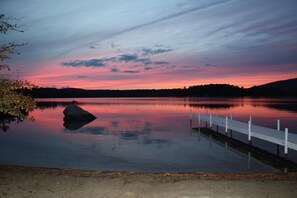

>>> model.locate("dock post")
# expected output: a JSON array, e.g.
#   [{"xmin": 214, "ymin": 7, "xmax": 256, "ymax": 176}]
[
  {"xmin": 198, "ymin": 113, "xmax": 201, "ymax": 128},
  {"xmin": 209, "ymin": 114, "xmax": 212, "ymax": 129},
  {"xmin": 285, "ymin": 128, "xmax": 288, "ymax": 159},
  {"xmin": 190, "ymin": 108, "xmax": 192, "ymax": 120},
  {"xmin": 230, "ymin": 113, "xmax": 233, "ymax": 136},
  {"xmin": 277, "ymin": 119, "xmax": 280, "ymax": 154},
  {"xmin": 225, "ymin": 116, "xmax": 228, "ymax": 134},
  {"xmin": 248, "ymin": 120, "xmax": 252, "ymax": 145},
  {"xmin": 190, "ymin": 108, "xmax": 192, "ymax": 127}
]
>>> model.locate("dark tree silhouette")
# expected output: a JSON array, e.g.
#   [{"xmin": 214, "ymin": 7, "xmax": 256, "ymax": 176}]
[{"xmin": 0, "ymin": 13, "xmax": 35, "ymax": 120}]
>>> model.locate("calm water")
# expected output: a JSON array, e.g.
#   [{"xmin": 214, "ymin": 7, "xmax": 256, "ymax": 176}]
[{"xmin": 1, "ymin": 97, "xmax": 297, "ymax": 172}]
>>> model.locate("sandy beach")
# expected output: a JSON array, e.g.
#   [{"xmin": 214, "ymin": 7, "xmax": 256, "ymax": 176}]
[{"xmin": 1, "ymin": 165, "xmax": 297, "ymax": 198}]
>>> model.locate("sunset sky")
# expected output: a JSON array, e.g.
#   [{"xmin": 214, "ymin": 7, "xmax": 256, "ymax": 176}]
[{"xmin": 2, "ymin": 0, "xmax": 297, "ymax": 89}]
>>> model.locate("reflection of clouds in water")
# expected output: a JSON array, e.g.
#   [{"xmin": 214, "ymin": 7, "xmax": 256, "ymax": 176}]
[
  {"xmin": 142, "ymin": 138, "xmax": 172, "ymax": 150},
  {"xmin": 264, "ymin": 104, "xmax": 297, "ymax": 113},
  {"xmin": 64, "ymin": 121, "xmax": 172, "ymax": 147},
  {"xmin": 117, "ymin": 122, "xmax": 172, "ymax": 147},
  {"xmin": 65, "ymin": 126, "xmax": 105, "ymax": 135},
  {"xmin": 119, "ymin": 122, "xmax": 152, "ymax": 140},
  {"xmin": 143, "ymin": 139, "xmax": 170, "ymax": 144},
  {"xmin": 154, "ymin": 126, "xmax": 170, "ymax": 132},
  {"xmin": 78, "ymin": 127, "xmax": 105, "ymax": 135},
  {"xmin": 127, "ymin": 119, "xmax": 142, "ymax": 124},
  {"xmin": 111, "ymin": 121, "xmax": 119, "ymax": 128},
  {"xmin": 144, "ymin": 122, "xmax": 152, "ymax": 131},
  {"xmin": 120, "ymin": 132, "xmax": 139, "ymax": 140}
]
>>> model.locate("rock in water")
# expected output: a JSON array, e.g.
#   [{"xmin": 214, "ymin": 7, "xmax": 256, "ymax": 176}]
[{"xmin": 63, "ymin": 103, "xmax": 96, "ymax": 121}]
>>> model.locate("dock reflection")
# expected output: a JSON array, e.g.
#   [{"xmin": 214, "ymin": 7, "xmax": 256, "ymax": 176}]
[{"xmin": 192, "ymin": 127, "xmax": 297, "ymax": 172}]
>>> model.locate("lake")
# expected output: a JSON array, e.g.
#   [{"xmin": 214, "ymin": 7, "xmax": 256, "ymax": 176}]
[{"xmin": 1, "ymin": 97, "xmax": 297, "ymax": 172}]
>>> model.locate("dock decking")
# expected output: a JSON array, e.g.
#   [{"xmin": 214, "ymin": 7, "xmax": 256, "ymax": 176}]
[{"xmin": 190, "ymin": 112, "xmax": 297, "ymax": 156}]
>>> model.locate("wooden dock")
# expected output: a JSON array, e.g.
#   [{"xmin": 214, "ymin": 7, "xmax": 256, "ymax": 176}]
[
  {"xmin": 192, "ymin": 127, "xmax": 297, "ymax": 172},
  {"xmin": 190, "ymin": 111, "xmax": 297, "ymax": 157}
]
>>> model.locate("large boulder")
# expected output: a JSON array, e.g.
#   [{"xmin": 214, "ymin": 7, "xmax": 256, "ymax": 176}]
[{"xmin": 63, "ymin": 103, "xmax": 96, "ymax": 121}]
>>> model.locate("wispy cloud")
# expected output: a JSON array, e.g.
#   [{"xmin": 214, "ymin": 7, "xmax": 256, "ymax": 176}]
[
  {"xmin": 144, "ymin": 66, "xmax": 153, "ymax": 70},
  {"xmin": 61, "ymin": 53, "xmax": 170, "ymax": 68},
  {"xmin": 154, "ymin": 61, "xmax": 169, "ymax": 65},
  {"xmin": 118, "ymin": 54, "xmax": 138, "ymax": 62},
  {"xmin": 4, "ymin": 0, "xmax": 297, "ymax": 89},
  {"xmin": 110, "ymin": 67, "xmax": 140, "ymax": 74},
  {"xmin": 122, "ymin": 70, "xmax": 140, "ymax": 73},
  {"xmin": 77, "ymin": 75, "xmax": 87, "ymax": 78},
  {"xmin": 205, "ymin": 63, "xmax": 218, "ymax": 67},
  {"xmin": 181, "ymin": 66, "xmax": 197, "ymax": 68},
  {"xmin": 141, "ymin": 47, "xmax": 173, "ymax": 56},
  {"xmin": 110, "ymin": 67, "xmax": 119, "ymax": 72},
  {"xmin": 89, "ymin": 44, "xmax": 101, "ymax": 49},
  {"xmin": 114, "ymin": 54, "xmax": 157, "ymax": 65},
  {"xmin": 61, "ymin": 59, "xmax": 106, "ymax": 67},
  {"xmin": 56, "ymin": 0, "xmax": 231, "ymax": 57}
]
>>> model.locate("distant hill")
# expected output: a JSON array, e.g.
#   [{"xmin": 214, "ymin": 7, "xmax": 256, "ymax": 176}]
[
  {"xmin": 23, "ymin": 78, "xmax": 297, "ymax": 98},
  {"xmin": 26, "ymin": 87, "xmax": 187, "ymax": 98},
  {"xmin": 247, "ymin": 78, "xmax": 297, "ymax": 96},
  {"xmin": 27, "ymin": 84, "xmax": 243, "ymax": 98}
]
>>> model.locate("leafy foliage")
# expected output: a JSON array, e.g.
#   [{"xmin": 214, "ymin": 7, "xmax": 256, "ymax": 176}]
[{"xmin": 0, "ymin": 13, "xmax": 36, "ymax": 120}]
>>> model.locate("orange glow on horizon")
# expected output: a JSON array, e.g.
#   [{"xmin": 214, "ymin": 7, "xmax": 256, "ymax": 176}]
[
  {"xmin": 23, "ymin": 70, "xmax": 297, "ymax": 90},
  {"xmin": 15, "ymin": 56, "xmax": 297, "ymax": 90}
]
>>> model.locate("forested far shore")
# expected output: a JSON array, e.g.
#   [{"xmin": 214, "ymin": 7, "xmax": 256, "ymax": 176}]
[{"xmin": 21, "ymin": 78, "xmax": 297, "ymax": 98}]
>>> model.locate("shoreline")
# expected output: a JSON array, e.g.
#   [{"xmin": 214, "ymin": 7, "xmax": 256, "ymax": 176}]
[
  {"xmin": 1, "ymin": 165, "xmax": 297, "ymax": 198},
  {"xmin": 1, "ymin": 164, "xmax": 297, "ymax": 180}
]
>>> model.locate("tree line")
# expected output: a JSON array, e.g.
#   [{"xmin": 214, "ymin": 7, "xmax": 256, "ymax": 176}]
[{"xmin": 23, "ymin": 83, "xmax": 297, "ymax": 98}]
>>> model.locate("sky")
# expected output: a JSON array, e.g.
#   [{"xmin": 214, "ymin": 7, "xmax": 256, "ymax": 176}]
[{"xmin": 1, "ymin": 0, "xmax": 297, "ymax": 89}]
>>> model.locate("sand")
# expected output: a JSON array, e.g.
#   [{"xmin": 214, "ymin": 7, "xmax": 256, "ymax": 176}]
[{"xmin": 1, "ymin": 166, "xmax": 297, "ymax": 198}]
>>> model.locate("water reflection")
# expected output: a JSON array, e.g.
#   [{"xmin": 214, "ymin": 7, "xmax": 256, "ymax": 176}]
[
  {"xmin": 246, "ymin": 98, "xmax": 297, "ymax": 113},
  {"xmin": 195, "ymin": 128, "xmax": 297, "ymax": 172},
  {"xmin": 0, "ymin": 118, "xmax": 12, "ymax": 132},
  {"xmin": 190, "ymin": 104, "xmax": 237, "ymax": 109},
  {"xmin": 64, "ymin": 121, "xmax": 171, "ymax": 146},
  {"xmin": 0, "ymin": 117, "xmax": 21, "ymax": 132},
  {"xmin": 63, "ymin": 118, "xmax": 96, "ymax": 130},
  {"xmin": 65, "ymin": 126, "xmax": 106, "ymax": 134},
  {"xmin": 36, "ymin": 101, "xmax": 70, "ymax": 109},
  {"xmin": 264, "ymin": 104, "xmax": 297, "ymax": 113},
  {"xmin": 1, "ymin": 97, "xmax": 297, "ymax": 172},
  {"xmin": 35, "ymin": 97, "xmax": 297, "ymax": 113}
]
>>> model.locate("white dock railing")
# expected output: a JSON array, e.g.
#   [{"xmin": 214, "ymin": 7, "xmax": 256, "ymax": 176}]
[{"xmin": 192, "ymin": 112, "xmax": 297, "ymax": 156}]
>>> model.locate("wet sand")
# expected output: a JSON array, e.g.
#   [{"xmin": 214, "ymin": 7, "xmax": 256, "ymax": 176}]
[{"xmin": 1, "ymin": 165, "xmax": 297, "ymax": 198}]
